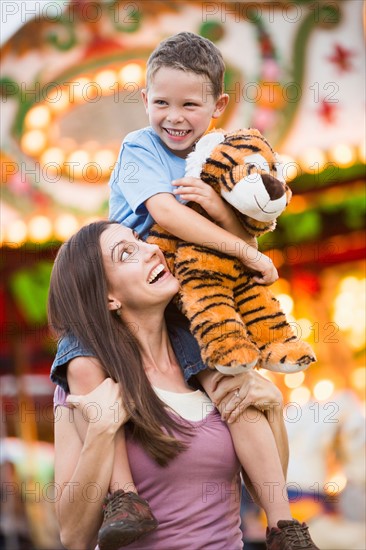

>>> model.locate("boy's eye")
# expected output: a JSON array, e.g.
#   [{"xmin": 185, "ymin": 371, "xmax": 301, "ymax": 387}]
[
  {"xmin": 155, "ymin": 100, "xmax": 167, "ymax": 105},
  {"xmin": 184, "ymin": 102, "xmax": 197, "ymax": 107}
]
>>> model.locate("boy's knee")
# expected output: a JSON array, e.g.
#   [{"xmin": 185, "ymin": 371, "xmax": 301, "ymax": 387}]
[{"xmin": 67, "ymin": 357, "xmax": 105, "ymax": 394}]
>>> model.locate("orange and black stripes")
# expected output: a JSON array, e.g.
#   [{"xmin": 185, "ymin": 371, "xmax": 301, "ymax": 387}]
[{"xmin": 146, "ymin": 128, "xmax": 315, "ymax": 371}]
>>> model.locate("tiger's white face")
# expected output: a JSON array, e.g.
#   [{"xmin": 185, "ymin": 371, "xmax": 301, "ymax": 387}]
[
  {"xmin": 185, "ymin": 130, "xmax": 290, "ymax": 224},
  {"xmin": 221, "ymin": 153, "xmax": 289, "ymax": 223}
]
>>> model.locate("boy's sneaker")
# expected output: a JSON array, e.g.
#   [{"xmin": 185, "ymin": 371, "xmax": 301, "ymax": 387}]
[
  {"xmin": 266, "ymin": 519, "xmax": 319, "ymax": 549},
  {"xmin": 98, "ymin": 490, "xmax": 158, "ymax": 550}
]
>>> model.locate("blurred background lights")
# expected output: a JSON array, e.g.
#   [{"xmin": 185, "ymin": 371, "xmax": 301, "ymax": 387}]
[
  {"xmin": 21, "ymin": 130, "xmax": 47, "ymax": 155},
  {"xmin": 286, "ymin": 195, "xmax": 308, "ymax": 214},
  {"xmin": 330, "ymin": 144, "xmax": 356, "ymax": 167},
  {"xmin": 28, "ymin": 216, "xmax": 52, "ymax": 242},
  {"xmin": 40, "ymin": 147, "xmax": 65, "ymax": 167},
  {"xmin": 6, "ymin": 219, "xmax": 27, "ymax": 244},
  {"xmin": 313, "ymin": 380, "xmax": 335, "ymax": 401},
  {"xmin": 278, "ymin": 154, "xmax": 301, "ymax": 181},
  {"xmin": 289, "ymin": 386, "xmax": 311, "ymax": 405},
  {"xmin": 54, "ymin": 214, "xmax": 79, "ymax": 241},
  {"xmin": 296, "ymin": 318, "xmax": 312, "ymax": 340},
  {"xmin": 359, "ymin": 139, "xmax": 366, "ymax": 162},
  {"xmin": 95, "ymin": 69, "xmax": 118, "ymax": 90},
  {"xmin": 300, "ymin": 147, "xmax": 327, "ymax": 173},
  {"xmin": 25, "ymin": 105, "xmax": 51, "ymax": 129},
  {"xmin": 67, "ymin": 149, "xmax": 90, "ymax": 165},
  {"xmin": 276, "ymin": 293, "xmax": 294, "ymax": 315},
  {"xmin": 71, "ymin": 77, "xmax": 90, "ymax": 102},
  {"xmin": 94, "ymin": 149, "xmax": 116, "ymax": 173},
  {"xmin": 284, "ymin": 371, "xmax": 305, "ymax": 389},
  {"xmin": 67, "ymin": 150, "xmax": 91, "ymax": 178},
  {"xmin": 351, "ymin": 367, "xmax": 366, "ymax": 391},
  {"xmin": 325, "ymin": 472, "xmax": 348, "ymax": 494},
  {"xmin": 49, "ymin": 89, "xmax": 70, "ymax": 112},
  {"xmin": 119, "ymin": 63, "xmax": 144, "ymax": 85},
  {"xmin": 333, "ymin": 276, "xmax": 365, "ymax": 349}
]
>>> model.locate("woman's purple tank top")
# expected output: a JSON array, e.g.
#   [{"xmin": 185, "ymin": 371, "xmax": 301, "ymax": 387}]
[{"xmin": 54, "ymin": 386, "xmax": 243, "ymax": 549}]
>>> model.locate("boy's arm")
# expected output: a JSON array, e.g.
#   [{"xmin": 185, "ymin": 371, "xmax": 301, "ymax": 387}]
[
  {"xmin": 172, "ymin": 176, "xmax": 258, "ymax": 249},
  {"xmin": 146, "ymin": 193, "xmax": 277, "ymax": 284}
]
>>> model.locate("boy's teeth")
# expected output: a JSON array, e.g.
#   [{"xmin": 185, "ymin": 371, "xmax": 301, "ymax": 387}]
[
  {"xmin": 148, "ymin": 264, "xmax": 165, "ymax": 284},
  {"xmin": 166, "ymin": 129, "xmax": 189, "ymax": 136}
]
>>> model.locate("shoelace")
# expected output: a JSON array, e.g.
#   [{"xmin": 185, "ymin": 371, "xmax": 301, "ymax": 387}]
[
  {"xmin": 104, "ymin": 491, "xmax": 128, "ymax": 519},
  {"xmin": 283, "ymin": 523, "xmax": 315, "ymax": 548}
]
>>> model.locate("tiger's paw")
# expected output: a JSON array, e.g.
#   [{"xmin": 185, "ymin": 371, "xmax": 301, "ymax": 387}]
[
  {"xmin": 205, "ymin": 341, "xmax": 259, "ymax": 373},
  {"xmin": 215, "ymin": 361, "xmax": 257, "ymax": 376},
  {"xmin": 260, "ymin": 341, "xmax": 316, "ymax": 373}
]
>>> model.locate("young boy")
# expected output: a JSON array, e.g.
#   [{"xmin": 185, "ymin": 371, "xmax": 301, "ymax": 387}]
[{"xmin": 51, "ymin": 32, "xmax": 318, "ymax": 550}]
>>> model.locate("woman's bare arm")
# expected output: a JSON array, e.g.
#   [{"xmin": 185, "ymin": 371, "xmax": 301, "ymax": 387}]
[{"xmin": 54, "ymin": 378, "xmax": 127, "ymax": 549}]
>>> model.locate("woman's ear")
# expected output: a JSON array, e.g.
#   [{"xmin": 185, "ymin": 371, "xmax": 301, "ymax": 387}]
[{"xmin": 108, "ymin": 296, "xmax": 121, "ymax": 312}]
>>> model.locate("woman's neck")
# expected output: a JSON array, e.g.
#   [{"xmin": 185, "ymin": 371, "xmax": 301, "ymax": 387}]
[{"xmin": 122, "ymin": 310, "xmax": 190, "ymax": 393}]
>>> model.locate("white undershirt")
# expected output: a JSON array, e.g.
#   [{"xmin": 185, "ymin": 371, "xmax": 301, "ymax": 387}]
[{"xmin": 153, "ymin": 387, "xmax": 215, "ymax": 421}]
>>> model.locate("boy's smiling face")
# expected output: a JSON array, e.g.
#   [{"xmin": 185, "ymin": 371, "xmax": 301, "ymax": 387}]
[{"xmin": 141, "ymin": 67, "xmax": 228, "ymax": 159}]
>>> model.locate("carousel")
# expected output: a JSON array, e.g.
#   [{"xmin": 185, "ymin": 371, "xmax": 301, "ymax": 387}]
[{"xmin": 1, "ymin": 1, "xmax": 365, "ymax": 548}]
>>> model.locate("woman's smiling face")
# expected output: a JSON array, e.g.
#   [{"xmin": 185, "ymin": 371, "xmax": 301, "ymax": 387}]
[{"xmin": 100, "ymin": 224, "xmax": 179, "ymax": 315}]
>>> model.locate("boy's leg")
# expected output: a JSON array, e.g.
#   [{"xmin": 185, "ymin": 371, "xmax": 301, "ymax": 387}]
[
  {"xmin": 67, "ymin": 357, "xmax": 136, "ymax": 493},
  {"xmin": 168, "ymin": 309, "xmax": 319, "ymax": 548},
  {"xmin": 197, "ymin": 369, "xmax": 292, "ymax": 528},
  {"xmin": 67, "ymin": 358, "xmax": 157, "ymax": 550},
  {"xmin": 227, "ymin": 409, "xmax": 292, "ymax": 528}
]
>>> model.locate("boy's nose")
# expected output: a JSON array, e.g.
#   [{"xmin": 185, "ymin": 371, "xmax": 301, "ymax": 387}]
[{"xmin": 166, "ymin": 109, "xmax": 184, "ymax": 123}]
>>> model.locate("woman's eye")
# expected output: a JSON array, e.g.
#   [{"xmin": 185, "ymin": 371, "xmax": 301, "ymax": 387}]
[{"xmin": 120, "ymin": 250, "xmax": 130, "ymax": 262}]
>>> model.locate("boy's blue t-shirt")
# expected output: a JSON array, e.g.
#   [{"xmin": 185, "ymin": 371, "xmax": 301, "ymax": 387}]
[{"xmin": 109, "ymin": 126, "xmax": 186, "ymax": 239}]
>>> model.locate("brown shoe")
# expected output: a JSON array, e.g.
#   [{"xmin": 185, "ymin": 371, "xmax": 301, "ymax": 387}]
[
  {"xmin": 98, "ymin": 490, "xmax": 158, "ymax": 550},
  {"xmin": 266, "ymin": 519, "xmax": 319, "ymax": 549}
]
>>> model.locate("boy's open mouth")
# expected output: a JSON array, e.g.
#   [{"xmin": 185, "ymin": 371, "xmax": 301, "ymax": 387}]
[{"xmin": 164, "ymin": 128, "xmax": 191, "ymax": 137}]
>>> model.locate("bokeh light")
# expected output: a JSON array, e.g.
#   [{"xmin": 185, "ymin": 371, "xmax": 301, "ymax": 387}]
[{"xmin": 313, "ymin": 380, "xmax": 335, "ymax": 401}]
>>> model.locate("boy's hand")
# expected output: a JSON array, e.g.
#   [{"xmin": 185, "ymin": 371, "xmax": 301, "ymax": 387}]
[
  {"xmin": 172, "ymin": 177, "xmax": 229, "ymax": 225},
  {"xmin": 242, "ymin": 249, "xmax": 278, "ymax": 285}
]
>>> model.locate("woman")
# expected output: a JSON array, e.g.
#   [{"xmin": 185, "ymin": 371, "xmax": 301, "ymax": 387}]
[{"xmin": 49, "ymin": 221, "xmax": 309, "ymax": 550}]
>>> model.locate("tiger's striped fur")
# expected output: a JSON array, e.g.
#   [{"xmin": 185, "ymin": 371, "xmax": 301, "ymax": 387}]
[{"xmin": 148, "ymin": 129, "xmax": 316, "ymax": 372}]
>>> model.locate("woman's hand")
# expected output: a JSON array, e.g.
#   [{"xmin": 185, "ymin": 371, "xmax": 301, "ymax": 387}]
[
  {"xmin": 210, "ymin": 370, "xmax": 283, "ymax": 423},
  {"xmin": 66, "ymin": 378, "xmax": 129, "ymax": 434},
  {"xmin": 172, "ymin": 177, "xmax": 231, "ymax": 225}
]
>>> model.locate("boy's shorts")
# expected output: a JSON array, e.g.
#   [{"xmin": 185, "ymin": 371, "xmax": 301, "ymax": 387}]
[{"xmin": 50, "ymin": 302, "xmax": 206, "ymax": 392}]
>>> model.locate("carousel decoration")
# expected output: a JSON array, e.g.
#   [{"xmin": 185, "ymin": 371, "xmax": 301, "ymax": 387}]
[{"xmin": 0, "ymin": 2, "xmax": 365, "ymax": 546}]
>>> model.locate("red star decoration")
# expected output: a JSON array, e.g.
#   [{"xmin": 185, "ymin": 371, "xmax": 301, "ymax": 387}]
[
  {"xmin": 327, "ymin": 44, "xmax": 356, "ymax": 73},
  {"xmin": 318, "ymin": 100, "xmax": 338, "ymax": 124}
]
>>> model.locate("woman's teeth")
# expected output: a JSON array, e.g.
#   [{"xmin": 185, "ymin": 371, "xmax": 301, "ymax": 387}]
[{"xmin": 148, "ymin": 264, "xmax": 165, "ymax": 284}]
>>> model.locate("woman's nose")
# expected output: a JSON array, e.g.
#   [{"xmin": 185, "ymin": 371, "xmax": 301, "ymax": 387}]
[{"xmin": 143, "ymin": 241, "xmax": 160, "ymax": 260}]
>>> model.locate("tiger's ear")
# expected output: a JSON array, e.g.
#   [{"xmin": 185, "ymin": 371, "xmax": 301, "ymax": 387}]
[{"xmin": 185, "ymin": 131, "xmax": 226, "ymax": 177}]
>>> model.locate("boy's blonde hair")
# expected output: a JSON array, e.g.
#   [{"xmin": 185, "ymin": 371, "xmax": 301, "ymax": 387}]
[{"xmin": 146, "ymin": 32, "xmax": 225, "ymax": 99}]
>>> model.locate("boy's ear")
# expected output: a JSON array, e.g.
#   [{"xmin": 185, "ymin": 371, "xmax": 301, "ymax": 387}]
[
  {"xmin": 212, "ymin": 94, "xmax": 229, "ymax": 119},
  {"xmin": 141, "ymin": 89, "xmax": 149, "ymax": 113}
]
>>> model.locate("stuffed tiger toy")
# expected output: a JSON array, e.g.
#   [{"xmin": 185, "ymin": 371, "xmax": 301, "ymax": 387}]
[{"xmin": 148, "ymin": 128, "xmax": 316, "ymax": 373}]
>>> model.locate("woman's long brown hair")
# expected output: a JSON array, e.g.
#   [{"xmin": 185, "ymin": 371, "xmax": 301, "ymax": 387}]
[{"xmin": 48, "ymin": 220, "xmax": 189, "ymax": 466}]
